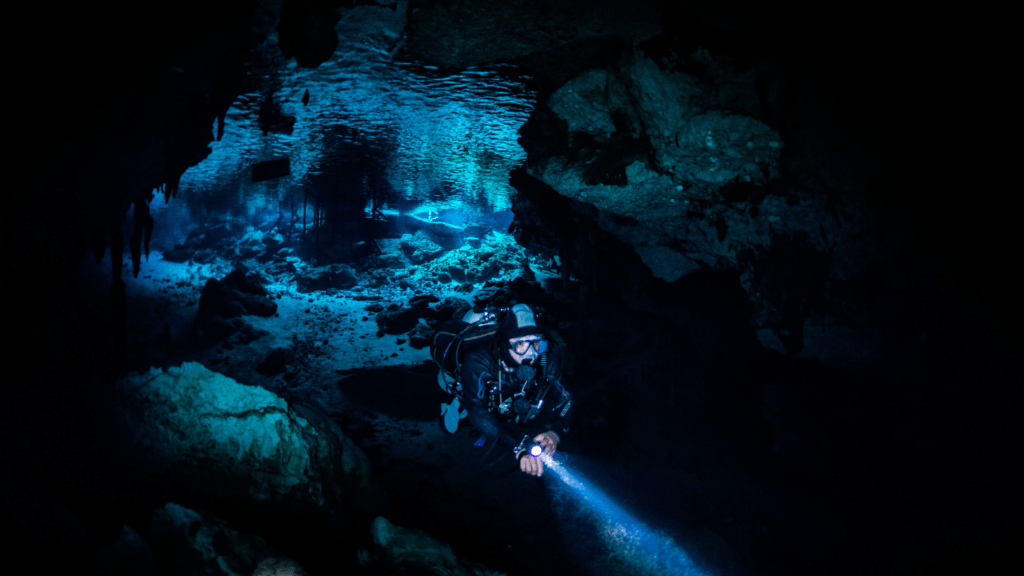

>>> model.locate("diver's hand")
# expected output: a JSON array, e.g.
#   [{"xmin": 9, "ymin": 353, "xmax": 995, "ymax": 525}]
[
  {"xmin": 534, "ymin": 431, "xmax": 559, "ymax": 456},
  {"xmin": 519, "ymin": 451, "xmax": 544, "ymax": 476},
  {"xmin": 518, "ymin": 432, "xmax": 560, "ymax": 477}
]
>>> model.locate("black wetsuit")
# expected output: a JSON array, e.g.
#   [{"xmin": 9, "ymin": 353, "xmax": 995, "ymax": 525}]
[{"xmin": 459, "ymin": 336, "xmax": 574, "ymax": 453}]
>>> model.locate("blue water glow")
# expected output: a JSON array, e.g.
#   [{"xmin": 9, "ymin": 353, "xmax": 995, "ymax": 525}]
[
  {"xmin": 179, "ymin": 2, "xmax": 534, "ymax": 214},
  {"xmin": 541, "ymin": 453, "xmax": 715, "ymax": 576}
]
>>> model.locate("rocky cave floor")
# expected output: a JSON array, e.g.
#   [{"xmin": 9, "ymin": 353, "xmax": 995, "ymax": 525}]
[
  {"xmin": 66, "ymin": 221, "xmax": 698, "ymax": 576},
  {"xmin": 23, "ymin": 216, "xmax": 1012, "ymax": 576}
]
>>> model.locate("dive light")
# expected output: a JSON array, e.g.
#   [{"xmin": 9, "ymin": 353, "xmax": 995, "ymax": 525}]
[{"xmin": 515, "ymin": 436, "xmax": 546, "ymax": 459}]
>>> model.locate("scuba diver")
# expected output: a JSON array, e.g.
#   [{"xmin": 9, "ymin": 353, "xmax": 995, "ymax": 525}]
[{"xmin": 432, "ymin": 303, "xmax": 573, "ymax": 477}]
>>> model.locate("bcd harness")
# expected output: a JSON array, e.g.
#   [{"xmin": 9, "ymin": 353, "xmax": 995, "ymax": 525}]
[{"xmin": 432, "ymin": 312, "xmax": 571, "ymax": 433}]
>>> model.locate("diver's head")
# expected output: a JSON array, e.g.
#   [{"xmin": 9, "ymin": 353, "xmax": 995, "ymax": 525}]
[{"xmin": 499, "ymin": 303, "xmax": 548, "ymax": 367}]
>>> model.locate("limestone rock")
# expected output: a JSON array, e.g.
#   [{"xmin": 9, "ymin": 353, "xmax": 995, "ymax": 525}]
[
  {"xmin": 368, "ymin": 516, "xmax": 504, "ymax": 576},
  {"xmin": 112, "ymin": 363, "xmax": 384, "ymax": 533},
  {"xmin": 90, "ymin": 525, "xmax": 159, "ymax": 576},
  {"xmin": 222, "ymin": 269, "xmax": 269, "ymax": 297},
  {"xmin": 191, "ymin": 248, "xmax": 217, "ymax": 264},
  {"xmin": 409, "ymin": 294, "xmax": 440, "ymax": 308},
  {"xmin": 294, "ymin": 264, "xmax": 358, "ymax": 293},
  {"xmin": 198, "ymin": 278, "xmax": 277, "ymax": 320},
  {"xmin": 253, "ymin": 557, "xmax": 308, "ymax": 576},
  {"xmin": 423, "ymin": 234, "xmax": 523, "ymax": 285},
  {"xmin": 400, "ymin": 230, "xmax": 444, "ymax": 264},
  {"xmin": 407, "ymin": 322, "xmax": 434, "ymax": 350},
  {"xmin": 364, "ymin": 251, "xmax": 406, "ymax": 269},
  {"xmin": 433, "ymin": 297, "xmax": 471, "ymax": 322},
  {"xmin": 148, "ymin": 503, "xmax": 306, "ymax": 576},
  {"xmin": 262, "ymin": 231, "xmax": 285, "ymax": 252},
  {"xmin": 256, "ymin": 348, "xmax": 292, "ymax": 376},
  {"xmin": 375, "ymin": 306, "xmax": 421, "ymax": 335},
  {"xmin": 160, "ymin": 244, "xmax": 195, "ymax": 263},
  {"xmin": 549, "ymin": 68, "xmax": 638, "ymax": 141}
]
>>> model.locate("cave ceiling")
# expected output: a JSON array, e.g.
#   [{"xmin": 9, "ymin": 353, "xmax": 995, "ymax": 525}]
[{"xmin": 15, "ymin": 0, "xmax": 944, "ymax": 362}]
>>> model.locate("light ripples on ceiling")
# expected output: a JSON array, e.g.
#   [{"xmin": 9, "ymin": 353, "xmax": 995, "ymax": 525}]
[{"xmin": 178, "ymin": 2, "xmax": 535, "ymax": 214}]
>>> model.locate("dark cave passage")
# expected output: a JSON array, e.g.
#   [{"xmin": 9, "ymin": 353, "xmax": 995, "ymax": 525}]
[{"xmin": 5, "ymin": 2, "xmax": 1018, "ymax": 576}]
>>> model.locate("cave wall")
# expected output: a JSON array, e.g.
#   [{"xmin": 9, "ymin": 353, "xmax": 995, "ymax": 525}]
[{"xmin": 5, "ymin": 1, "xmax": 1017, "ymax": 574}]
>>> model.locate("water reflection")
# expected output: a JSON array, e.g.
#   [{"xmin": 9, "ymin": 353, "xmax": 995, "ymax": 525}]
[{"xmin": 179, "ymin": 2, "xmax": 535, "ymax": 214}]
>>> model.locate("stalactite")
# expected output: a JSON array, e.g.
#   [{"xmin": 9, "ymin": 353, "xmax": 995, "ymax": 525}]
[
  {"xmin": 217, "ymin": 111, "xmax": 226, "ymax": 141},
  {"xmin": 110, "ymin": 225, "xmax": 126, "ymax": 351},
  {"xmin": 165, "ymin": 172, "xmax": 181, "ymax": 203},
  {"xmin": 143, "ymin": 202, "xmax": 154, "ymax": 260},
  {"xmin": 130, "ymin": 197, "xmax": 155, "ymax": 278}
]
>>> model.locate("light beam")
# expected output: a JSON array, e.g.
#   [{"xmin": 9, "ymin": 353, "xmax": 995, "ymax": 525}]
[{"xmin": 541, "ymin": 453, "xmax": 715, "ymax": 576}]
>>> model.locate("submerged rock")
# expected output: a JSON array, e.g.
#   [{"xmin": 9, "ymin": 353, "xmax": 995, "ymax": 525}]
[
  {"xmin": 375, "ymin": 306, "xmax": 421, "ymax": 335},
  {"xmin": 160, "ymin": 244, "xmax": 195, "ymax": 263},
  {"xmin": 407, "ymin": 322, "xmax": 434, "ymax": 349},
  {"xmin": 90, "ymin": 525, "xmax": 159, "ymax": 576},
  {"xmin": 191, "ymin": 248, "xmax": 218, "ymax": 264},
  {"xmin": 148, "ymin": 503, "xmax": 306, "ymax": 576},
  {"xmin": 112, "ymin": 363, "xmax": 385, "ymax": 534},
  {"xmin": 256, "ymin": 347, "xmax": 292, "ymax": 376},
  {"xmin": 222, "ymin": 269, "xmax": 269, "ymax": 297},
  {"xmin": 198, "ymin": 278, "xmax": 277, "ymax": 320},
  {"xmin": 433, "ymin": 297, "xmax": 471, "ymax": 322},
  {"xmin": 295, "ymin": 264, "xmax": 358, "ymax": 293},
  {"xmin": 253, "ymin": 557, "xmax": 307, "ymax": 576},
  {"xmin": 400, "ymin": 230, "xmax": 444, "ymax": 264},
  {"xmin": 422, "ymin": 234, "xmax": 523, "ymax": 286},
  {"xmin": 368, "ymin": 516, "xmax": 503, "ymax": 576}
]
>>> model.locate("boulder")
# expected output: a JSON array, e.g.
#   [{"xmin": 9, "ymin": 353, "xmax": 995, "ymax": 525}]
[
  {"xmin": 112, "ymin": 363, "xmax": 385, "ymax": 534},
  {"xmin": 148, "ymin": 503, "xmax": 306, "ymax": 576},
  {"xmin": 253, "ymin": 557, "xmax": 308, "ymax": 576},
  {"xmin": 408, "ymin": 322, "xmax": 434, "ymax": 349},
  {"xmin": 364, "ymin": 251, "xmax": 406, "ymax": 269},
  {"xmin": 191, "ymin": 249, "xmax": 217, "ymax": 264},
  {"xmin": 227, "ymin": 321, "xmax": 269, "ymax": 346},
  {"xmin": 409, "ymin": 294, "xmax": 440, "ymax": 308},
  {"xmin": 160, "ymin": 244, "xmax": 195, "ymax": 263},
  {"xmin": 295, "ymin": 264, "xmax": 358, "ymax": 293},
  {"xmin": 375, "ymin": 306, "xmax": 422, "ymax": 335},
  {"xmin": 433, "ymin": 297, "xmax": 471, "ymax": 322},
  {"xmin": 200, "ymin": 316, "xmax": 244, "ymax": 343},
  {"xmin": 198, "ymin": 278, "xmax": 277, "ymax": 321},
  {"xmin": 367, "ymin": 516, "xmax": 503, "ymax": 576},
  {"xmin": 400, "ymin": 231, "xmax": 444, "ymax": 264},
  {"xmin": 238, "ymin": 237, "xmax": 265, "ymax": 259},
  {"xmin": 90, "ymin": 525, "xmax": 159, "ymax": 576},
  {"xmin": 363, "ymin": 269, "xmax": 390, "ymax": 288},
  {"xmin": 222, "ymin": 269, "xmax": 269, "ymax": 297},
  {"xmin": 262, "ymin": 232, "xmax": 285, "ymax": 252},
  {"xmin": 266, "ymin": 261, "xmax": 297, "ymax": 276},
  {"xmin": 256, "ymin": 348, "xmax": 292, "ymax": 376}
]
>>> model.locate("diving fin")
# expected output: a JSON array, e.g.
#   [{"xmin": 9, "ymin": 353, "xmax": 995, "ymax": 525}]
[{"xmin": 440, "ymin": 397, "xmax": 468, "ymax": 433}]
